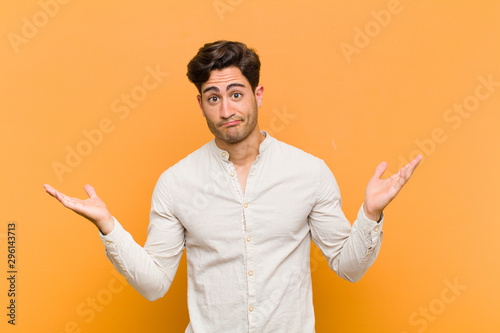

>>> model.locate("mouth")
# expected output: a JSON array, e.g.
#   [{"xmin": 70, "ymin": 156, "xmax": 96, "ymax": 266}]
[{"xmin": 220, "ymin": 120, "xmax": 242, "ymax": 127}]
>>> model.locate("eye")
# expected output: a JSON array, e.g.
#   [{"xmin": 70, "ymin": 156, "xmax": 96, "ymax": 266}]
[
  {"xmin": 232, "ymin": 92, "xmax": 242, "ymax": 99},
  {"xmin": 208, "ymin": 96, "xmax": 219, "ymax": 103}
]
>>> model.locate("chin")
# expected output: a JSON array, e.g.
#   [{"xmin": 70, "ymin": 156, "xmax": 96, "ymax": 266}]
[{"xmin": 221, "ymin": 133, "xmax": 245, "ymax": 144}]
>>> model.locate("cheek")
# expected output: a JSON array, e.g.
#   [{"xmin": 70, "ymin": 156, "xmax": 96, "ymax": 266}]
[
  {"xmin": 236, "ymin": 100, "xmax": 253, "ymax": 113},
  {"xmin": 203, "ymin": 109, "xmax": 222, "ymax": 124},
  {"xmin": 201, "ymin": 102, "xmax": 215, "ymax": 115}
]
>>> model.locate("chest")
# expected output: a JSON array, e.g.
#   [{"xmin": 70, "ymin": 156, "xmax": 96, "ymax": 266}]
[
  {"xmin": 172, "ymin": 161, "xmax": 317, "ymax": 246},
  {"xmin": 233, "ymin": 164, "xmax": 251, "ymax": 194}
]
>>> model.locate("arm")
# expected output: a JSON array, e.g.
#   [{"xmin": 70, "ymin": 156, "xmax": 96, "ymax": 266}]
[
  {"xmin": 308, "ymin": 161, "xmax": 383, "ymax": 282},
  {"xmin": 308, "ymin": 155, "xmax": 421, "ymax": 282},
  {"xmin": 43, "ymin": 172, "xmax": 185, "ymax": 301}
]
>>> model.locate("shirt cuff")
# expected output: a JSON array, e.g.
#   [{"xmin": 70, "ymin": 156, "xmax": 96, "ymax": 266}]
[
  {"xmin": 357, "ymin": 203, "xmax": 384, "ymax": 236},
  {"xmin": 99, "ymin": 217, "xmax": 127, "ymax": 250}
]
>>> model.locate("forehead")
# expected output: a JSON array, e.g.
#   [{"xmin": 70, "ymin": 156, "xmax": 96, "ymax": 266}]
[{"xmin": 201, "ymin": 66, "xmax": 250, "ymax": 92}]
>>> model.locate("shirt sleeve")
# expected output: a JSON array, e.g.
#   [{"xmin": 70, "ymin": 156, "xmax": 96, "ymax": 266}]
[
  {"xmin": 308, "ymin": 160, "xmax": 383, "ymax": 282},
  {"xmin": 99, "ymin": 170, "xmax": 185, "ymax": 301}
]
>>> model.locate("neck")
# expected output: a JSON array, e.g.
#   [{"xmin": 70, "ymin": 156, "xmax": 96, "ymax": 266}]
[{"xmin": 215, "ymin": 127, "xmax": 265, "ymax": 167}]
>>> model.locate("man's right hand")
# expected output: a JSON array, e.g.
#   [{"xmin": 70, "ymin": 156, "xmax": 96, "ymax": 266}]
[{"xmin": 43, "ymin": 184, "xmax": 115, "ymax": 235}]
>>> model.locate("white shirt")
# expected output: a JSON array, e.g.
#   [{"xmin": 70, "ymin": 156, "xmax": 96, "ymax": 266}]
[{"xmin": 100, "ymin": 131, "xmax": 384, "ymax": 333}]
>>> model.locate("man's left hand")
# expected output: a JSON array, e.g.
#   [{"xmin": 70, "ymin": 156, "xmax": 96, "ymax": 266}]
[{"xmin": 363, "ymin": 155, "xmax": 422, "ymax": 222}]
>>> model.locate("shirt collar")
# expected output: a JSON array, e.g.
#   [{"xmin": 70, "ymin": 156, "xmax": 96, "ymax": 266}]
[{"xmin": 209, "ymin": 130, "xmax": 274, "ymax": 161}]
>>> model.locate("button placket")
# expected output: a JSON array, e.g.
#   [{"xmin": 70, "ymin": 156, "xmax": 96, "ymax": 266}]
[
  {"xmin": 225, "ymin": 160, "xmax": 255, "ymax": 325},
  {"xmin": 245, "ymin": 202, "xmax": 257, "ymax": 328},
  {"xmin": 244, "ymin": 156, "xmax": 260, "ymax": 329}
]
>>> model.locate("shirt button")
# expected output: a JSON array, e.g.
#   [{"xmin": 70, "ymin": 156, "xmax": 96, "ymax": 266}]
[
  {"xmin": 230, "ymin": 171, "xmax": 235, "ymax": 177},
  {"xmin": 247, "ymin": 236, "xmax": 251, "ymax": 242},
  {"xmin": 244, "ymin": 203, "xmax": 248, "ymax": 208},
  {"xmin": 105, "ymin": 241, "xmax": 111, "ymax": 245},
  {"xmin": 222, "ymin": 152, "xmax": 227, "ymax": 157},
  {"xmin": 374, "ymin": 227, "xmax": 379, "ymax": 232},
  {"xmin": 248, "ymin": 270, "xmax": 253, "ymax": 276},
  {"xmin": 249, "ymin": 306, "xmax": 254, "ymax": 312}
]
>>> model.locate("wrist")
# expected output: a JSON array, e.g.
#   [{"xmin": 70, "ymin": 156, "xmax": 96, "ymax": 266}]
[
  {"xmin": 363, "ymin": 203, "xmax": 382, "ymax": 222},
  {"xmin": 97, "ymin": 215, "xmax": 115, "ymax": 235}
]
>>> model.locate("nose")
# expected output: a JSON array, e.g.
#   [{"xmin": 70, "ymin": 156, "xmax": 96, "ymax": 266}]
[{"xmin": 220, "ymin": 99, "xmax": 235, "ymax": 119}]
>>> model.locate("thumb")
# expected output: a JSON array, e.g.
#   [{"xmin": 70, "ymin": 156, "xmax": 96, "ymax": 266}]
[
  {"xmin": 373, "ymin": 161, "xmax": 388, "ymax": 179},
  {"xmin": 84, "ymin": 184, "xmax": 97, "ymax": 198}
]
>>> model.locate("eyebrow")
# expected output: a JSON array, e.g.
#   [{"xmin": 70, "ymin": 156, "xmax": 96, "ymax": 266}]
[{"xmin": 202, "ymin": 83, "xmax": 246, "ymax": 94}]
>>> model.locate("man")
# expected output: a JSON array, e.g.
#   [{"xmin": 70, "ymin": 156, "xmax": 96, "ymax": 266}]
[{"xmin": 44, "ymin": 40, "xmax": 421, "ymax": 332}]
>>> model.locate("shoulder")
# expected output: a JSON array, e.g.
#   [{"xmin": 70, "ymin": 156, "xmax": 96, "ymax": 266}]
[
  {"xmin": 157, "ymin": 142, "xmax": 212, "ymax": 182},
  {"xmin": 269, "ymin": 137, "xmax": 324, "ymax": 168}
]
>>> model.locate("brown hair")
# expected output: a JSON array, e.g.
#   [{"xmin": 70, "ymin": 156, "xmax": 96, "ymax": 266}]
[{"xmin": 187, "ymin": 40, "xmax": 261, "ymax": 94}]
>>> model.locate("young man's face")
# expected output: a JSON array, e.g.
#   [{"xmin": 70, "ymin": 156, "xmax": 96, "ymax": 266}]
[{"xmin": 197, "ymin": 66, "xmax": 263, "ymax": 144}]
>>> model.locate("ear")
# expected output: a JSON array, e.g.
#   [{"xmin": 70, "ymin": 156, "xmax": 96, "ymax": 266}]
[
  {"xmin": 197, "ymin": 94, "xmax": 206, "ymax": 117},
  {"xmin": 254, "ymin": 85, "xmax": 264, "ymax": 108}
]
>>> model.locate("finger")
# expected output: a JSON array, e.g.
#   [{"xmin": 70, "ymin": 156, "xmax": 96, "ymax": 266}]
[
  {"xmin": 43, "ymin": 184, "xmax": 57, "ymax": 197},
  {"xmin": 387, "ymin": 171, "xmax": 401, "ymax": 181},
  {"xmin": 400, "ymin": 167, "xmax": 407, "ymax": 183},
  {"xmin": 373, "ymin": 161, "xmax": 388, "ymax": 179},
  {"xmin": 44, "ymin": 184, "xmax": 71, "ymax": 204},
  {"xmin": 47, "ymin": 187, "xmax": 81, "ymax": 210},
  {"xmin": 390, "ymin": 168, "xmax": 407, "ymax": 194},
  {"xmin": 53, "ymin": 190, "xmax": 77, "ymax": 208},
  {"xmin": 412, "ymin": 154, "xmax": 423, "ymax": 165},
  {"xmin": 84, "ymin": 184, "xmax": 96, "ymax": 198},
  {"xmin": 394, "ymin": 165, "xmax": 409, "ymax": 184},
  {"xmin": 408, "ymin": 154, "xmax": 422, "ymax": 174},
  {"xmin": 403, "ymin": 155, "xmax": 422, "ymax": 180}
]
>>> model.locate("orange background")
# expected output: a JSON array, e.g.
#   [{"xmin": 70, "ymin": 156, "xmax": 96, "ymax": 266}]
[{"xmin": 1, "ymin": 0, "xmax": 499, "ymax": 332}]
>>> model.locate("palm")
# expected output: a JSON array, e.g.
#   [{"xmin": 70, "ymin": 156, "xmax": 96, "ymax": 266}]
[
  {"xmin": 364, "ymin": 155, "xmax": 422, "ymax": 220},
  {"xmin": 43, "ymin": 184, "xmax": 114, "ymax": 233}
]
